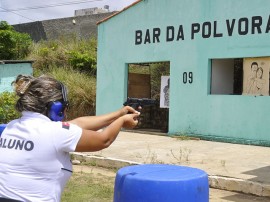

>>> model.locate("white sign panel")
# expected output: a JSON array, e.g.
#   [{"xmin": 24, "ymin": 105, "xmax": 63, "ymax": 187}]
[
  {"xmin": 242, "ymin": 58, "xmax": 270, "ymax": 96},
  {"xmin": 160, "ymin": 76, "xmax": 170, "ymax": 108}
]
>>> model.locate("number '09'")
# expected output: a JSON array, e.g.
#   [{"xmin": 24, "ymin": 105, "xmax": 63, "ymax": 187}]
[{"xmin": 183, "ymin": 72, "xmax": 193, "ymax": 84}]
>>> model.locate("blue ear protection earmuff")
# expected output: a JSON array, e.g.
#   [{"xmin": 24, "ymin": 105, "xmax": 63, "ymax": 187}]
[{"xmin": 48, "ymin": 82, "xmax": 69, "ymax": 121}]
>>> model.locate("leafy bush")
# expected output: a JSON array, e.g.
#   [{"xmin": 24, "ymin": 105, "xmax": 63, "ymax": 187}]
[
  {"xmin": 28, "ymin": 36, "xmax": 97, "ymax": 118},
  {"xmin": 67, "ymin": 51, "xmax": 96, "ymax": 74},
  {"xmin": 0, "ymin": 92, "xmax": 20, "ymax": 123},
  {"xmin": 29, "ymin": 41, "xmax": 68, "ymax": 73},
  {"xmin": 0, "ymin": 21, "xmax": 32, "ymax": 60},
  {"xmin": 28, "ymin": 37, "xmax": 97, "ymax": 75}
]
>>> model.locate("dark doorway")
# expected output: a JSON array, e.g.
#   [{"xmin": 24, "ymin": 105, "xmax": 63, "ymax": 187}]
[
  {"xmin": 210, "ymin": 58, "xmax": 243, "ymax": 95},
  {"xmin": 127, "ymin": 62, "xmax": 170, "ymax": 133}
]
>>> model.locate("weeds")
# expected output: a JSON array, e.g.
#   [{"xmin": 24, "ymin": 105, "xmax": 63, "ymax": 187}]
[
  {"xmin": 170, "ymin": 132, "xmax": 200, "ymax": 141},
  {"xmin": 220, "ymin": 160, "xmax": 228, "ymax": 172},
  {"xmin": 170, "ymin": 147, "xmax": 191, "ymax": 164},
  {"xmin": 141, "ymin": 145, "xmax": 164, "ymax": 164}
]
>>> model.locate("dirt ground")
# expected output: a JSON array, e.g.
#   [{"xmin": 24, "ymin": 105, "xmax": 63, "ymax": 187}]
[{"xmin": 73, "ymin": 165, "xmax": 270, "ymax": 202}]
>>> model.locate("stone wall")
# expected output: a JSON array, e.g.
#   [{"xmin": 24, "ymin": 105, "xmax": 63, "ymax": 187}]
[
  {"xmin": 13, "ymin": 12, "xmax": 116, "ymax": 42},
  {"xmin": 13, "ymin": 21, "xmax": 47, "ymax": 42}
]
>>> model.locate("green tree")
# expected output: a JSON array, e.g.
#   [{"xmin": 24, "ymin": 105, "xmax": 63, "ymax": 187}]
[{"xmin": 0, "ymin": 21, "xmax": 32, "ymax": 60}]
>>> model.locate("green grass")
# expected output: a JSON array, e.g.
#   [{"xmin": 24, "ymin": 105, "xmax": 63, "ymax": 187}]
[
  {"xmin": 28, "ymin": 37, "xmax": 97, "ymax": 120},
  {"xmin": 47, "ymin": 67, "xmax": 97, "ymax": 119},
  {"xmin": 62, "ymin": 171, "xmax": 115, "ymax": 202}
]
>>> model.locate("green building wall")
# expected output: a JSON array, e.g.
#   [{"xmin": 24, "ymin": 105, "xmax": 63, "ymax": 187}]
[
  {"xmin": 97, "ymin": 0, "xmax": 270, "ymax": 146},
  {"xmin": 0, "ymin": 61, "xmax": 33, "ymax": 93}
]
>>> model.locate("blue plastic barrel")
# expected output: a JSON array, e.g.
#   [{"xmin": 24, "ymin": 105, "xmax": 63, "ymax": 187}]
[
  {"xmin": 0, "ymin": 124, "xmax": 7, "ymax": 136},
  {"xmin": 114, "ymin": 164, "xmax": 209, "ymax": 202}
]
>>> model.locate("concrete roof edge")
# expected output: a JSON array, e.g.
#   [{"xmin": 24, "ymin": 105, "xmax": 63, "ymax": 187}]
[
  {"xmin": 96, "ymin": 0, "xmax": 143, "ymax": 25},
  {"xmin": 0, "ymin": 60, "xmax": 35, "ymax": 64}
]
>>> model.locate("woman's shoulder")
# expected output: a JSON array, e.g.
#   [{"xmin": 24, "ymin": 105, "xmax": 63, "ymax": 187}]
[{"xmin": 44, "ymin": 121, "xmax": 82, "ymax": 135}]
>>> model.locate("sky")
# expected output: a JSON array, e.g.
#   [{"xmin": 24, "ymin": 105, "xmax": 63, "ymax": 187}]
[{"xmin": 0, "ymin": 0, "xmax": 138, "ymax": 25}]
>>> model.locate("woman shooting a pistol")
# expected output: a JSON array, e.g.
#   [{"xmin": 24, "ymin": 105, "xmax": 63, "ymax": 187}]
[{"xmin": 0, "ymin": 74, "xmax": 140, "ymax": 202}]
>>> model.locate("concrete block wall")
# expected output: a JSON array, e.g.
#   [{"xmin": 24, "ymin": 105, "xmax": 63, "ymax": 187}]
[
  {"xmin": 13, "ymin": 12, "xmax": 117, "ymax": 42},
  {"xmin": 13, "ymin": 21, "xmax": 47, "ymax": 42}
]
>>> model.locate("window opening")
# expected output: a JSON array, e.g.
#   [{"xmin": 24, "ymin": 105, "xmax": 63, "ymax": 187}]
[{"xmin": 211, "ymin": 57, "xmax": 270, "ymax": 96}]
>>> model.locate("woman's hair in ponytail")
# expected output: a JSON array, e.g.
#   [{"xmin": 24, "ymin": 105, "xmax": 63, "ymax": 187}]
[{"xmin": 12, "ymin": 74, "xmax": 63, "ymax": 114}]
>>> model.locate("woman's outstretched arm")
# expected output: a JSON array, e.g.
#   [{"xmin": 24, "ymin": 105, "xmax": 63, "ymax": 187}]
[{"xmin": 68, "ymin": 106, "xmax": 138, "ymax": 131}]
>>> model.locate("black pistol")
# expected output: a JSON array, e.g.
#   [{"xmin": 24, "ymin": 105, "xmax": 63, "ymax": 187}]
[{"xmin": 123, "ymin": 97, "xmax": 158, "ymax": 111}]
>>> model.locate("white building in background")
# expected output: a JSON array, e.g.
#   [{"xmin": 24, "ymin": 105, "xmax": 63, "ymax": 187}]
[{"xmin": 74, "ymin": 6, "xmax": 109, "ymax": 16}]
